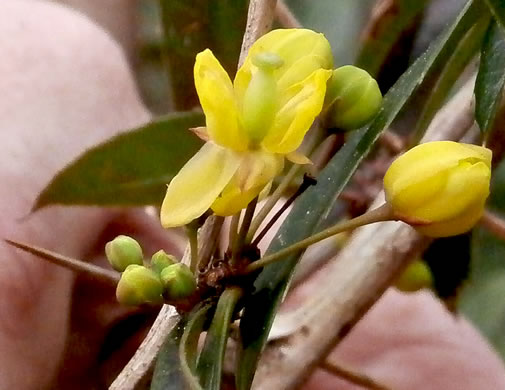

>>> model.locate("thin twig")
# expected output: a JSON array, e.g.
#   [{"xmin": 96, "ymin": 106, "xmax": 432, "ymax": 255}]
[
  {"xmin": 245, "ymin": 203, "xmax": 393, "ymax": 274},
  {"xmin": 275, "ymin": 0, "xmax": 301, "ymax": 28},
  {"xmin": 480, "ymin": 210, "xmax": 505, "ymax": 242},
  {"xmin": 247, "ymin": 164, "xmax": 302, "ymax": 242},
  {"xmin": 229, "ymin": 212, "xmax": 241, "ymax": 252},
  {"xmin": 185, "ymin": 225, "xmax": 199, "ymax": 273},
  {"xmin": 320, "ymin": 360, "xmax": 392, "ymax": 390},
  {"xmin": 252, "ymin": 174, "xmax": 317, "ymax": 247},
  {"xmin": 239, "ymin": 0, "xmax": 278, "ymax": 66},
  {"xmin": 4, "ymin": 239, "xmax": 119, "ymax": 284},
  {"xmin": 232, "ymin": 197, "xmax": 258, "ymax": 265}
]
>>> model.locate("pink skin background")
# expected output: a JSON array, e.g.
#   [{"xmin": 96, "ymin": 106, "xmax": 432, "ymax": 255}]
[{"xmin": 0, "ymin": 1, "xmax": 504, "ymax": 388}]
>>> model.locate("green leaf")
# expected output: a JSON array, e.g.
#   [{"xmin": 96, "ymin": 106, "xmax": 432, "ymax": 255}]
[
  {"xmin": 460, "ymin": 159, "xmax": 505, "ymax": 359},
  {"xmin": 151, "ymin": 316, "xmax": 187, "ymax": 390},
  {"xmin": 475, "ymin": 20, "xmax": 505, "ymax": 136},
  {"xmin": 179, "ymin": 305, "xmax": 211, "ymax": 390},
  {"xmin": 411, "ymin": 14, "xmax": 490, "ymax": 145},
  {"xmin": 237, "ymin": 1, "xmax": 485, "ymax": 389},
  {"xmin": 33, "ymin": 112, "xmax": 204, "ymax": 210},
  {"xmin": 197, "ymin": 287, "xmax": 242, "ymax": 390},
  {"xmin": 484, "ymin": 0, "xmax": 505, "ymax": 33},
  {"xmin": 159, "ymin": 0, "xmax": 248, "ymax": 110},
  {"xmin": 355, "ymin": 0, "xmax": 429, "ymax": 77}
]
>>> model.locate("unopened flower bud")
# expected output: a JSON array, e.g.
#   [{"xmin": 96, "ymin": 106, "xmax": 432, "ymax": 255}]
[
  {"xmin": 151, "ymin": 250, "xmax": 177, "ymax": 275},
  {"xmin": 160, "ymin": 263, "xmax": 197, "ymax": 301},
  {"xmin": 384, "ymin": 141, "xmax": 492, "ymax": 237},
  {"xmin": 395, "ymin": 260, "xmax": 433, "ymax": 293},
  {"xmin": 325, "ymin": 65, "xmax": 382, "ymax": 130},
  {"xmin": 105, "ymin": 235, "xmax": 143, "ymax": 272},
  {"xmin": 116, "ymin": 265, "xmax": 163, "ymax": 306}
]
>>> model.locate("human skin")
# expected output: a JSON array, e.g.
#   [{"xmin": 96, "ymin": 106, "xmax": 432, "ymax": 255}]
[{"xmin": 0, "ymin": 1, "xmax": 504, "ymax": 389}]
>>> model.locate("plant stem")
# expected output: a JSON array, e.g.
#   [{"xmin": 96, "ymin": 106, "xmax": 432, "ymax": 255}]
[
  {"xmin": 232, "ymin": 197, "xmax": 258, "ymax": 265},
  {"xmin": 480, "ymin": 209, "xmax": 505, "ymax": 242},
  {"xmin": 252, "ymin": 174, "xmax": 316, "ymax": 246},
  {"xmin": 185, "ymin": 225, "xmax": 199, "ymax": 273},
  {"xmin": 4, "ymin": 238, "xmax": 119, "ymax": 284},
  {"xmin": 244, "ymin": 203, "xmax": 394, "ymax": 274},
  {"xmin": 229, "ymin": 212, "xmax": 241, "ymax": 253},
  {"xmin": 320, "ymin": 360, "xmax": 392, "ymax": 390},
  {"xmin": 247, "ymin": 164, "xmax": 302, "ymax": 242}
]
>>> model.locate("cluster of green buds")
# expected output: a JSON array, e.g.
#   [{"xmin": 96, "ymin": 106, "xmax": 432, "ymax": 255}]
[{"xmin": 105, "ymin": 236, "xmax": 197, "ymax": 306}]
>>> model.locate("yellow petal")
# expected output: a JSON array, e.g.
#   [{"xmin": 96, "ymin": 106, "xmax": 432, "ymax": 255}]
[
  {"xmin": 384, "ymin": 141, "xmax": 492, "ymax": 204},
  {"xmin": 194, "ymin": 49, "xmax": 248, "ymax": 151},
  {"xmin": 416, "ymin": 198, "xmax": 486, "ymax": 237},
  {"xmin": 234, "ymin": 29, "xmax": 333, "ymax": 102},
  {"xmin": 262, "ymin": 68, "xmax": 332, "ymax": 154},
  {"xmin": 211, "ymin": 151, "xmax": 284, "ymax": 216},
  {"xmin": 160, "ymin": 143, "xmax": 241, "ymax": 227},
  {"xmin": 409, "ymin": 160, "xmax": 490, "ymax": 222},
  {"xmin": 286, "ymin": 151, "xmax": 312, "ymax": 165}
]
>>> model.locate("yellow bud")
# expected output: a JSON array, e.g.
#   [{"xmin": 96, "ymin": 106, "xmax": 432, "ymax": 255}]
[
  {"xmin": 394, "ymin": 260, "xmax": 433, "ymax": 293},
  {"xmin": 116, "ymin": 265, "xmax": 163, "ymax": 306},
  {"xmin": 105, "ymin": 235, "xmax": 143, "ymax": 272},
  {"xmin": 325, "ymin": 65, "xmax": 382, "ymax": 130},
  {"xmin": 384, "ymin": 141, "xmax": 492, "ymax": 237},
  {"xmin": 241, "ymin": 53, "xmax": 283, "ymax": 144},
  {"xmin": 151, "ymin": 250, "xmax": 177, "ymax": 275},
  {"xmin": 160, "ymin": 263, "xmax": 197, "ymax": 301}
]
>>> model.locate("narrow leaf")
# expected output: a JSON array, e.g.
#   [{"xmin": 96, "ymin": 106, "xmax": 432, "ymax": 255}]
[
  {"xmin": 460, "ymin": 159, "xmax": 505, "ymax": 360},
  {"xmin": 33, "ymin": 112, "xmax": 204, "ymax": 210},
  {"xmin": 179, "ymin": 305, "xmax": 211, "ymax": 389},
  {"xmin": 475, "ymin": 20, "xmax": 505, "ymax": 135},
  {"xmin": 151, "ymin": 304, "xmax": 212, "ymax": 390},
  {"xmin": 159, "ymin": 0, "xmax": 248, "ymax": 110},
  {"xmin": 356, "ymin": 0, "xmax": 429, "ymax": 77},
  {"xmin": 237, "ymin": 1, "xmax": 484, "ymax": 389},
  {"xmin": 151, "ymin": 316, "xmax": 188, "ymax": 390},
  {"xmin": 197, "ymin": 287, "xmax": 242, "ymax": 390},
  {"xmin": 484, "ymin": 0, "xmax": 505, "ymax": 32},
  {"xmin": 412, "ymin": 15, "xmax": 489, "ymax": 145}
]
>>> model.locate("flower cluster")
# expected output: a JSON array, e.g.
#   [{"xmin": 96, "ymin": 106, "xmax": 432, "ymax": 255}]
[
  {"xmin": 106, "ymin": 236, "xmax": 196, "ymax": 305},
  {"xmin": 160, "ymin": 29, "xmax": 334, "ymax": 228}
]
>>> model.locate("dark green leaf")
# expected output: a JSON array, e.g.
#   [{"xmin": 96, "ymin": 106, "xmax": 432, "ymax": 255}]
[
  {"xmin": 460, "ymin": 159, "xmax": 505, "ymax": 359},
  {"xmin": 484, "ymin": 0, "xmax": 505, "ymax": 33},
  {"xmin": 197, "ymin": 287, "xmax": 242, "ymax": 390},
  {"xmin": 475, "ymin": 20, "xmax": 505, "ymax": 135},
  {"xmin": 33, "ymin": 112, "xmax": 204, "ymax": 210},
  {"xmin": 179, "ymin": 305, "xmax": 211, "ymax": 387},
  {"xmin": 412, "ymin": 15, "xmax": 489, "ymax": 144},
  {"xmin": 355, "ymin": 0, "xmax": 429, "ymax": 77},
  {"xmin": 237, "ymin": 2, "xmax": 484, "ymax": 388},
  {"xmin": 159, "ymin": 0, "xmax": 248, "ymax": 109},
  {"xmin": 151, "ymin": 317, "xmax": 187, "ymax": 390}
]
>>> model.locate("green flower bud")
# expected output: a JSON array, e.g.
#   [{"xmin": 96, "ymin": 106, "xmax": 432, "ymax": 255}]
[
  {"xmin": 325, "ymin": 65, "xmax": 382, "ymax": 130},
  {"xmin": 160, "ymin": 263, "xmax": 197, "ymax": 301},
  {"xmin": 105, "ymin": 235, "xmax": 143, "ymax": 272},
  {"xmin": 242, "ymin": 52, "xmax": 284, "ymax": 144},
  {"xmin": 151, "ymin": 249, "xmax": 177, "ymax": 275},
  {"xmin": 395, "ymin": 260, "xmax": 433, "ymax": 293},
  {"xmin": 116, "ymin": 265, "xmax": 164, "ymax": 306}
]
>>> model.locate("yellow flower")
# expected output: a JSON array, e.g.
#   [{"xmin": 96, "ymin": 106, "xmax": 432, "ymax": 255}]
[
  {"xmin": 161, "ymin": 29, "xmax": 333, "ymax": 228},
  {"xmin": 384, "ymin": 141, "xmax": 492, "ymax": 237}
]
